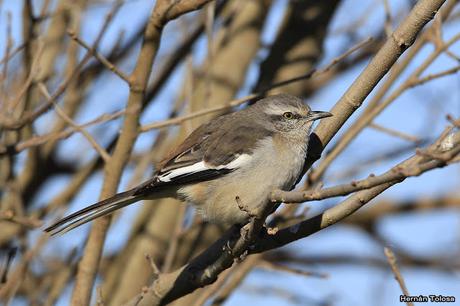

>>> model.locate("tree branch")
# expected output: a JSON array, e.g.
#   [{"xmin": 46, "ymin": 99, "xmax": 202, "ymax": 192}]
[
  {"xmin": 303, "ymin": 0, "xmax": 448, "ymax": 175},
  {"xmin": 251, "ymin": 126, "xmax": 459, "ymax": 254},
  {"xmin": 126, "ymin": 1, "xmax": 449, "ymax": 304},
  {"xmin": 271, "ymin": 130, "xmax": 460, "ymax": 203},
  {"xmin": 69, "ymin": 1, "xmax": 214, "ymax": 305}
]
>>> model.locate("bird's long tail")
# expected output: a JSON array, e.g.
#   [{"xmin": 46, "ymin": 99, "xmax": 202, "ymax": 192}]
[{"xmin": 44, "ymin": 189, "xmax": 144, "ymax": 236}]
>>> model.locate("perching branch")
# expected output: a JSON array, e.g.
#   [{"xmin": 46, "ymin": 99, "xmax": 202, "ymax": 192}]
[
  {"xmin": 125, "ymin": 1, "xmax": 449, "ymax": 304},
  {"xmin": 271, "ymin": 128, "xmax": 460, "ymax": 203},
  {"xmin": 250, "ymin": 125, "xmax": 460, "ymax": 254}
]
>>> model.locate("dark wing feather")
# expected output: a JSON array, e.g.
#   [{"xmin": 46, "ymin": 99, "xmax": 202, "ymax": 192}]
[
  {"xmin": 138, "ymin": 114, "xmax": 273, "ymax": 195},
  {"xmin": 203, "ymin": 124, "xmax": 273, "ymax": 166},
  {"xmin": 158, "ymin": 123, "xmax": 211, "ymax": 173},
  {"xmin": 156, "ymin": 113, "xmax": 273, "ymax": 178},
  {"xmin": 44, "ymin": 189, "xmax": 141, "ymax": 235}
]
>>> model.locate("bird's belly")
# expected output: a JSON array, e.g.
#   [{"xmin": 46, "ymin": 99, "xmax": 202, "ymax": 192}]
[
  {"xmin": 178, "ymin": 137, "xmax": 307, "ymax": 226},
  {"xmin": 199, "ymin": 142, "xmax": 306, "ymax": 225},
  {"xmin": 202, "ymin": 175, "xmax": 271, "ymax": 225}
]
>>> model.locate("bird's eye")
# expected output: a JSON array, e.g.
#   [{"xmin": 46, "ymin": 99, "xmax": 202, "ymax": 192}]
[{"xmin": 283, "ymin": 112, "xmax": 294, "ymax": 119}]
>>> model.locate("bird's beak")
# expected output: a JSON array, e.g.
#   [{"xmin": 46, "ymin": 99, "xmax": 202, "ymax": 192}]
[{"xmin": 306, "ymin": 111, "xmax": 333, "ymax": 121}]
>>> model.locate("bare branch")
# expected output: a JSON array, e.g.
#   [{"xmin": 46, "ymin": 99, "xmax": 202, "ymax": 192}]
[
  {"xmin": 123, "ymin": 1, "xmax": 449, "ymax": 304},
  {"xmin": 304, "ymin": 0, "xmax": 449, "ymax": 180},
  {"xmin": 71, "ymin": 1, "xmax": 216, "ymax": 305},
  {"xmin": 67, "ymin": 30, "xmax": 130, "ymax": 84},
  {"xmin": 140, "ymin": 37, "xmax": 372, "ymax": 132},
  {"xmin": 384, "ymin": 247, "xmax": 414, "ymax": 306},
  {"xmin": 37, "ymin": 83, "xmax": 111, "ymax": 163},
  {"xmin": 272, "ymin": 130, "xmax": 460, "ymax": 203}
]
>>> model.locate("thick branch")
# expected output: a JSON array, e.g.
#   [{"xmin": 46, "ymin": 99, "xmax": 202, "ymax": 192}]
[
  {"xmin": 251, "ymin": 127, "xmax": 460, "ymax": 253},
  {"xmin": 129, "ymin": 1, "xmax": 449, "ymax": 303},
  {"xmin": 303, "ymin": 0, "xmax": 447, "ymax": 173},
  {"xmin": 69, "ymin": 1, "xmax": 214, "ymax": 305}
]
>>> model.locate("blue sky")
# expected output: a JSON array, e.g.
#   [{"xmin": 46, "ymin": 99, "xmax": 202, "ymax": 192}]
[{"xmin": 1, "ymin": 0, "xmax": 459, "ymax": 305}]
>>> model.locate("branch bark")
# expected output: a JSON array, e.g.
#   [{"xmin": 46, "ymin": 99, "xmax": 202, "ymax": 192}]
[
  {"xmin": 125, "ymin": 0, "xmax": 449, "ymax": 304},
  {"xmin": 303, "ymin": 0, "xmax": 448, "ymax": 175},
  {"xmin": 69, "ymin": 1, "xmax": 214, "ymax": 305}
]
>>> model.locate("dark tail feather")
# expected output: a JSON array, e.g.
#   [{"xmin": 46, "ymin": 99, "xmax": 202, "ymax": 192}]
[{"xmin": 44, "ymin": 189, "xmax": 142, "ymax": 235}]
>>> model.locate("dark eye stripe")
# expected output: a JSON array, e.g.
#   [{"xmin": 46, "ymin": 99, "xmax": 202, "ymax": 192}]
[
  {"xmin": 269, "ymin": 113, "xmax": 301, "ymax": 121},
  {"xmin": 284, "ymin": 112, "xmax": 301, "ymax": 119}
]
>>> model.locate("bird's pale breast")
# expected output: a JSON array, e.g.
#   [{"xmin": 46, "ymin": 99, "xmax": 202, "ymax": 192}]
[{"xmin": 179, "ymin": 135, "xmax": 308, "ymax": 225}]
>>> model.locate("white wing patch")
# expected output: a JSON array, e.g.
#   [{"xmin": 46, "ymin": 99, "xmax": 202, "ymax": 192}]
[
  {"xmin": 215, "ymin": 153, "xmax": 252, "ymax": 170},
  {"xmin": 158, "ymin": 153, "xmax": 252, "ymax": 182},
  {"xmin": 158, "ymin": 161, "xmax": 209, "ymax": 182}
]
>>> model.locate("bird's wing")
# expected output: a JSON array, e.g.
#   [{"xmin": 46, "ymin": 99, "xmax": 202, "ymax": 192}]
[{"xmin": 134, "ymin": 118, "xmax": 273, "ymax": 196}]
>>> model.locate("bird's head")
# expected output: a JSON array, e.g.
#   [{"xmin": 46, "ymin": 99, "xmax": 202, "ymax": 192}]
[{"xmin": 253, "ymin": 94, "xmax": 332, "ymax": 135}]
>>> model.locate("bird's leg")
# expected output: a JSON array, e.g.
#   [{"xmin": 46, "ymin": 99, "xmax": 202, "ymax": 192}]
[
  {"xmin": 235, "ymin": 195, "xmax": 261, "ymax": 243},
  {"xmin": 235, "ymin": 195, "xmax": 258, "ymax": 219},
  {"xmin": 233, "ymin": 195, "xmax": 271, "ymax": 262}
]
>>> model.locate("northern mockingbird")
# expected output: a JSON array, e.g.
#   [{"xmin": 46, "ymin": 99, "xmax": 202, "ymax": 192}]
[{"xmin": 45, "ymin": 94, "xmax": 331, "ymax": 235}]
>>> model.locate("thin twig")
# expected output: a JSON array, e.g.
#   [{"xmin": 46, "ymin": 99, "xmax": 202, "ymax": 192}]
[
  {"xmin": 316, "ymin": 37, "xmax": 373, "ymax": 75},
  {"xmin": 369, "ymin": 122, "xmax": 420, "ymax": 142},
  {"xmin": 0, "ymin": 210, "xmax": 43, "ymax": 228},
  {"xmin": 384, "ymin": 247, "xmax": 414, "ymax": 306},
  {"xmin": 0, "ymin": 109, "xmax": 124, "ymax": 156},
  {"xmin": 140, "ymin": 37, "xmax": 372, "ymax": 132},
  {"xmin": 272, "ymin": 128, "xmax": 460, "ymax": 203},
  {"xmin": 309, "ymin": 31, "xmax": 460, "ymax": 184},
  {"xmin": 145, "ymin": 253, "xmax": 160, "ymax": 279},
  {"xmin": 37, "ymin": 83, "xmax": 111, "ymax": 163},
  {"xmin": 7, "ymin": 40, "xmax": 45, "ymax": 110},
  {"xmin": 0, "ymin": 42, "xmax": 25, "ymax": 66},
  {"xmin": 0, "ymin": 12, "xmax": 13, "ymax": 109},
  {"xmin": 412, "ymin": 64, "xmax": 460, "ymax": 86},
  {"xmin": 67, "ymin": 30, "xmax": 131, "ymax": 84},
  {"xmin": 140, "ymin": 93, "xmax": 258, "ymax": 131},
  {"xmin": 258, "ymin": 260, "xmax": 328, "ymax": 279},
  {"xmin": 0, "ymin": 0, "xmax": 124, "ymax": 130}
]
